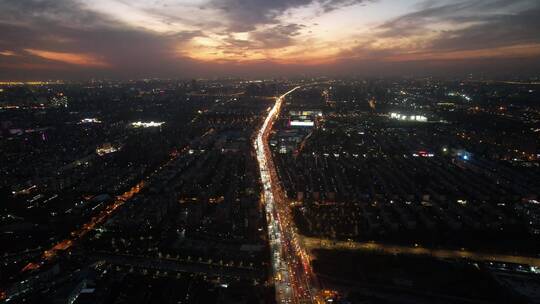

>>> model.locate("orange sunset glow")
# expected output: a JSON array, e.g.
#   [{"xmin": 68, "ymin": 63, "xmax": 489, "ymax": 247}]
[
  {"xmin": 0, "ymin": 0, "xmax": 539, "ymax": 78},
  {"xmin": 25, "ymin": 49, "xmax": 110, "ymax": 67}
]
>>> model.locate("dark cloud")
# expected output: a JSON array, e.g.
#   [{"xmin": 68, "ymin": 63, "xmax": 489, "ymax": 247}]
[
  {"xmin": 209, "ymin": 0, "xmax": 372, "ymax": 31},
  {"xmin": 330, "ymin": 0, "xmax": 540, "ymax": 76},
  {"xmin": 0, "ymin": 0, "xmax": 114, "ymax": 30},
  {"xmin": 378, "ymin": 0, "xmax": 540, "ymax": 52},
  {"xmin": 250, "ymin": 24, "xmax": 305, "ymax": 49},
  {"xmin": 319, "ymin": 0, "xmax": 375, "ymax": 13},
  {"xmin": 2, "ymin": 0, "xmax": 353, "ymax": 77},
  {"xmin": 429, "ymin": 9, "xmax": 540, "ymax": 51},
  {"xmin": 0, "ymin": 0, "xmax": 204, "ymax": 79},
  {"xmin": 1, "ymin": 0, "xmax": 539, "ymax": 80},
  {"xmin": 216, "ymin": 23, "xmax": 304, "ymax": 60},
  {"xmin": 207, "ymin": 0, "xmax": 310, "ymax": 31},
  {"xmin": 378, "ymin": 1, "xmax": 481, "ymax": 37}
]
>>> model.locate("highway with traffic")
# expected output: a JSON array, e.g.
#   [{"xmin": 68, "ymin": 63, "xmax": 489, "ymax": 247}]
[{"xmin": 255, "ymin": 87, "xmax": 319, "ymax": 304}]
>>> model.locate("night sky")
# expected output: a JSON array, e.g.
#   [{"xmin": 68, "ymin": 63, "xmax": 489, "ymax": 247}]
[{"xmin": 1, "ymin": 0, "xmax": 540, "ymax": 79}]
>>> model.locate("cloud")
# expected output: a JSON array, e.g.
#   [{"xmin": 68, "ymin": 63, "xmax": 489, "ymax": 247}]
[
  {"xmin": 0, "ymin": 0, "xmax": 539, "ymax": 79},
  {"xmin": 208, "ymin": 0, "xmax": 372, "ymax": 31},
  {"xmin": 0, "ymin": 0, "xmax": 114, "ymax": 29},
  {"xmin": 0, "ymin": 50, "xmax": 17, "ymax": 57},
  {"xmin": 324, "ymin": 0, "xmax": 540, "ymax": 66},
  {"xmin": 25, "ymin": 49, "xmax": 109, "ymax": 67},
  {"xmin": 384, "ymin": 43, "xmax": 540, "ymax": 62},
  {"xmin": 249, "ymin": 24, "xmax": 305, "ymax": 49},
  {"xmin": 0, "ymin": 0, "xmax": 205, "ymax": 79},
  {"xmin": 377, "ymin": 0, "xmax": 540, "ymax": 51},
  {"xmin": 429, "ymin": 8, "xmax": 540, "ymax": 51},
  {"xmin": 319, "ymin": 0, "xmax": 375, "ymax": 13},
  {"xmin": 207, "ymin": 0, "xmax": 307, "ymax": 32}
]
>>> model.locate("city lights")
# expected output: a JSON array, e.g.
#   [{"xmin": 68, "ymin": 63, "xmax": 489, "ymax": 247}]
[
  {"xmin": 2, "ymin": 54, "xmax": 540, "ymax": 303},
  {"xmin": 80, "ymin": 118, "xmax": 101, "ymax": 124},
  {"xmin": 390, "ymin": 112, "xmax": 428, "ymax": 122},
  {"xmin": 131, "ymin": 121, "xmax": 165, "ymax": 128}
]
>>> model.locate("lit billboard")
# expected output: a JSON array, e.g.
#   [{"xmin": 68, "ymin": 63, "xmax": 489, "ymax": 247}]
[{"xmin": 290, "ymin": 121, "xmax": 314, "ymax": 127}]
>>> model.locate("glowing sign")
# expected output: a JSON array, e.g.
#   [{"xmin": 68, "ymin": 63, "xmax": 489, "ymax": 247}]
[{"xmin": 290, "ymin": 121, "xmax": 314, "ymax": 127}]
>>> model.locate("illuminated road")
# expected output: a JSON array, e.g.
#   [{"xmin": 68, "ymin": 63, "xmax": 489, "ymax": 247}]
[
  {"xmin": 20, "ymin": 181, "xmax": 145, "ymax": 272},
  {"xmin": 302, "ymin": 237, "xmax": 540, "ymax": 267},
  {"xmin": 255, "ymin": 87, "xmax": 319, "ymax": 304},
  {"xmin": 18, "ymin": 146, "xmax": 194, "ymax": 274},
  {"xmin": 0, "ymin": 148, "xmax": 197, "ymax": 301}
]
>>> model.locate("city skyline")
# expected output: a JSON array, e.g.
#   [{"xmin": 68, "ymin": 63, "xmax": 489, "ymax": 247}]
[{"xmin": 1, "ymin": 0, "xmax": 540, "ymax": 80}]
